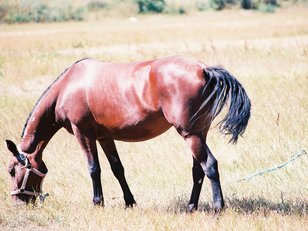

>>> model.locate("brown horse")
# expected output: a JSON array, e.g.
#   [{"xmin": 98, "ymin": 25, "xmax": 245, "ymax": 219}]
[{"xmin": 5, "ymin": 55, "xmax": 250, "ymax": 211}]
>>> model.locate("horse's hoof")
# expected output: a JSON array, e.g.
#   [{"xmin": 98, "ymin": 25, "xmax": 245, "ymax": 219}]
[
  {"xmin": 187, "ymin": 203, "xmax": 197, "ymax": 213},
  {"xmin": 213, "ymin": 203, "xmax": 224, "ymax": 214},
  {"xmin": 93, "ymin": 201, "xmax": 104, "ymax": 206},
  {"xmin": 93, "ymin": 197, "xmax": 104, "ymax": 206},
  {"xmin": 125, "ymin": 201, "xmax": 137, "ymax": 208}
]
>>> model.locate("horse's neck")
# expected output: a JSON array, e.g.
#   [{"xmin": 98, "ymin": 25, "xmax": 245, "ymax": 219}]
[{"xmin": 20, "ymin": 84, "xmax": 61, "ymax": 156}]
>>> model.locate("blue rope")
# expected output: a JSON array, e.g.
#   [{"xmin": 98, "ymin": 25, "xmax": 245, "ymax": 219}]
[{"xmin": 231, "ymin": 149, "xmax": 307, "ymax": 183}]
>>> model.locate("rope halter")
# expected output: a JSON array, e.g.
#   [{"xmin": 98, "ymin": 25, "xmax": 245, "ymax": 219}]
[{"xmin": 11, "ymin": 154, "xmax": 47, "ymax": 199}]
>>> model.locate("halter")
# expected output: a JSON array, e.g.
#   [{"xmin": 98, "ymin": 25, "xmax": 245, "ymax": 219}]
[{"xmin": 11, "ymin": 155, "xmax": 47, "ymax": 198}]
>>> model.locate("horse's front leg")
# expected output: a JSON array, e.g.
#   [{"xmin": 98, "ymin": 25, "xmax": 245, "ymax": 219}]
[
  {"xmin": 187, "ymin": 157, "xmax": 205, "ymax": 212},
  {"xmin": 184, "ymin": 134, "xmax": 224, "ymax": 212},
  {"xmin": 98, "ymin": 138, "xmax": 136, "ymax": 207},
  {"xmin": 72, "ymin": 126, "xmax": 103, "ymax": 206}
]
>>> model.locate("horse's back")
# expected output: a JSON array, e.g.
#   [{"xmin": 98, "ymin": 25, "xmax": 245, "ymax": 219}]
[{"xmin": 55, "ymin": 56, "xmax": 206, "ymax": 140}]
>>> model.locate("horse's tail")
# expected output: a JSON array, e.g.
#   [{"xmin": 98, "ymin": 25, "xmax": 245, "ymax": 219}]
[{"xmin": 190, "ymin": 66, "xmax": 251, "ymax": 143}]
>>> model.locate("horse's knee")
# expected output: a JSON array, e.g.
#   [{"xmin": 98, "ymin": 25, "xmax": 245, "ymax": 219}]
[
  {"xmin": 205, "ymin": 159, "xmax": 219, "ymax": 180},
  {"xmin": 89, "ymin": 164, "xmax": 101, "ymax": 178}
]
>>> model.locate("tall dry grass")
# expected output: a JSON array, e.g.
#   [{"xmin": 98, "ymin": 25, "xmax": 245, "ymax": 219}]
[{"xmin": 0, "ymin": 6, "xmax": 307, "ymax": 230}]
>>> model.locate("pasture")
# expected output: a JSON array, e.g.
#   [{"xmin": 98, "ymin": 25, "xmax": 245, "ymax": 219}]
[{"xmin": 0, "ymin": 6, "xmax": 307, "ymax": 230}]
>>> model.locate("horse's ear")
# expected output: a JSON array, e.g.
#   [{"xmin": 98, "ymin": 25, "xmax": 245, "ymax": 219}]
[{"xmin": 5, "ymin": 140, "xmax": 19, "ymax": 156}]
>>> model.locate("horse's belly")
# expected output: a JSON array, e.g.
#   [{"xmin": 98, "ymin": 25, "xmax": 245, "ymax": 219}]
[{"xmin": 99, "ymin": 111, "xmax": 172, "ymax": 142}]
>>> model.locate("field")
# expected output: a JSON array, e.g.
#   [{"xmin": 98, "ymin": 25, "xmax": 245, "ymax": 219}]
[{"xmin": 0, "ymin": 6, "xmax": 308, "ymax": 230}]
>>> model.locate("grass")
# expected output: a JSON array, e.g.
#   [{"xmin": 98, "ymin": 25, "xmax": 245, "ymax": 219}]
[{"xmin": 0, "ymin": 6, "xmax": 307, "ymax": 231}]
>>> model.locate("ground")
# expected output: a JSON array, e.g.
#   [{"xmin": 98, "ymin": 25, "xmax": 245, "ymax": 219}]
[{"xmin": 0, "ymin": 6, "xmax": 307, "ymax": 230}]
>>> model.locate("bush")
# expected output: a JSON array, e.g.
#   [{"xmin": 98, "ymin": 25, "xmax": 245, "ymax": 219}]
[
  {"xmin": 0, "ymin": 5, "xmax": 9, "ymax": 21},
  {"xmin": 135, "ymin": 0, "xmax": 166, "ymax": 13},
  {"xmin": 1, "ymin": 4, "xmax": 86, "ymax": 23},
  {"xmin": 196, "ymin": 0, "xmax": 208, "ymax": 11},
  {"xmin": 258, "ymin": 3, "xmax": 277, "ymax": 13},
  {"xmin": 163, "ymin": 4, "xmax": 187, "ymax": 14},
  {"xmin": 70, "ymin": 6, "xmax": 86, "ymax": 21},
  {"xmin": 32, "ymin": 4, "xmax": 50, "ymax": 22},
  {"xmin": 241, "ymin": 0, "xmax": 253, "ymax": 9},
  {"xmin": 87, "ymin": 1, "xmax": 108, "ymax": 11},
  {"xmin": 264, "ymin": 0, "xmax": 278, "ymax": 6},
  {"xmin": 207, "ymin": 0, "xmax": 279, "ymax": 11},
  {"xmin": 5, "ymin": 10, "xmax": 32, "ymax": 23},
  {"xmin": 209, "ymin": 0, "xmax": 226, "ymax": 10},
  {"xmin": 178, "ymin": 7, "xmax": 186, "ymax": 14}
]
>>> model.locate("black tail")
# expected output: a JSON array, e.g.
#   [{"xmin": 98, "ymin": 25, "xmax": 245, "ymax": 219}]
[{"xmin": 190, "ymin": 66, "xmax": 251, "ymax": 143}]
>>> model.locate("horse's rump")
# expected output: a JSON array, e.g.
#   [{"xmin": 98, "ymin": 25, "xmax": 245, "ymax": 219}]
[{"xmin": 189, "ymin": 66, "xmax": 251, "ymax": 143}]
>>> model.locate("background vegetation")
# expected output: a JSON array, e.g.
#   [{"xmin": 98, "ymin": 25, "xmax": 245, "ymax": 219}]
[
  {"xmin": 0, "ymin": 2, "xmax": 307, "ymax": 231},
  {"xmin": 0, "ymin": 0, "xmax": 307, "ymax": 23}
]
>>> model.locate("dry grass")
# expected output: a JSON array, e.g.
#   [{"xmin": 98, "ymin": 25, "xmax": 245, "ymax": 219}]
[{"xmin": 0, "ymin": 6, "xmax": 307, "ymax": 231}]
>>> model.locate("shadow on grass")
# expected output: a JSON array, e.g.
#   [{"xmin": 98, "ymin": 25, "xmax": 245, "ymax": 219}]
[
  {"xmin": 166, "ymin": 196, "xmax": 307, "ymax": 216},
  {"xmin": 225, "ymin": 196, "xmax": 307, "ymax": 216}
]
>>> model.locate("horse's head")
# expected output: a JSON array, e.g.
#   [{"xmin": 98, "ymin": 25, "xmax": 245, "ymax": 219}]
[{"xmin": 5, "ymin": 140, "xmax": 47, "ymax": 203}]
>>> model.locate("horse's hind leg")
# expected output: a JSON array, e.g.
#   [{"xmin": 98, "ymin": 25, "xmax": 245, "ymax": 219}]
[
  {"xmin": 72, "ymin": 126, "xmax": 103, "ymax": 205},
  {"xmin": 203, "ymin": 144, "xmax": 224, "ymax": 211},
  {"xmin": 98, "ymin": 139, "xmax": 136, "ymax": 207},
  {"xmin": 184, "ymin": 134, "xmax": 224, "ymax": 212},
  {"xmin": 187, "ymin": 157, "xmax": 205, "ymax": 212}
]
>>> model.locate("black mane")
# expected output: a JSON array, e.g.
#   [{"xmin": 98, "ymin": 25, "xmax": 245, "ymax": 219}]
[{"xmin": 21, "ymin": 58, "xmax": 90, "ymax": 138}]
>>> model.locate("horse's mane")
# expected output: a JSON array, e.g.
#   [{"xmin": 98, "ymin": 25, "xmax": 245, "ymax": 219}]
[{"xmin": 21, "ymin": 58, "xmax": 90, "ymax": 138}]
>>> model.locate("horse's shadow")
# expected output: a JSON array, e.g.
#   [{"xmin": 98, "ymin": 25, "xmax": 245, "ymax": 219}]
[{"xmin": 165, "ymin": 196, "xmax": 307, "ymax": 216}]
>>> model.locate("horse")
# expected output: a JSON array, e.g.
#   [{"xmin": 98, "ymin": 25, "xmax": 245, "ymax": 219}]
[{"xmin": 5, "ymin": 55, "xmax": 251, "ymax": 212}]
